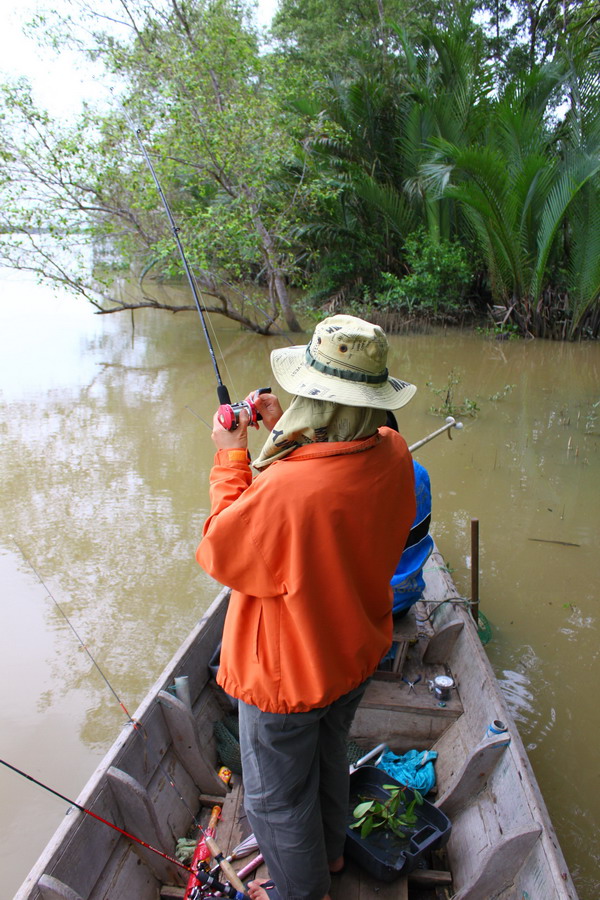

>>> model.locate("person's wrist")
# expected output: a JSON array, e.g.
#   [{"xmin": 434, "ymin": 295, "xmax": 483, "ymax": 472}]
[
  {"xmin": 213, "ymin": 434, "xmax": 247, "ymax": 450},
  {"xmin": 215, "ymin": 447, "xmax": 251, "ymax": 466}
]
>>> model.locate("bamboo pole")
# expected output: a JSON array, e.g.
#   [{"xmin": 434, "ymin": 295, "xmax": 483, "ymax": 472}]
[{"xmin": 409, "ymin": 416, "xmax": 463, "ymax": 453}]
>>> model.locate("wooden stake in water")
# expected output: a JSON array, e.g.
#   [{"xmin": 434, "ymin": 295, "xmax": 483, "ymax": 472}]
[{"xmin": 471, "ymin": 518, "xmax": 480, "ymax": 625}]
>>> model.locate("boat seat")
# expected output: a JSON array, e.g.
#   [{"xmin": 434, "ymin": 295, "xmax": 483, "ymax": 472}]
[
  {"xmin": 351, "ymin": 677, "xmax": 463, "ymax": 755},
  {"xmin": 435, "ymin": 732, "xmax": 512, "ymax": 817},
  {"xmin": 378, "ymin": 598, "xmax": 465, "ymax": 680},
  {"xmin": 377, "ymin": 604, "xmax": 434, "ymax": 679},
  {"xmin": 107, "ymin": 767, "xmax": 187, "ymax": 886},
  {"xmin": 37, "ymin": 875, "xmax": 83, "ymax": 900},
  {"xmin": 158, "ymin": 690, "xmax": 228, "ymax": 797},
  {"xmin": 422, "ymin": 619, "xmax": 464, "ymax": 664}
]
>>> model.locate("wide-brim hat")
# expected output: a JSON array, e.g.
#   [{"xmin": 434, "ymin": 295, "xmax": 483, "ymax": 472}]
[{"xmin": 270, "ymin": 314, "xmax": 417, "ymax": 410}]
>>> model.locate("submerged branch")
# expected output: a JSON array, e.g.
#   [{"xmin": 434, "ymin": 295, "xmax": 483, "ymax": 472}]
[{"xmin": 93, "ymin": 294, "xmax": 278, "ymax": 334}]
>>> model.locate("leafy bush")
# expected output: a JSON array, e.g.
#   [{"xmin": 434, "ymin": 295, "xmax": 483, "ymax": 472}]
[
  {"xmin": 306, "ymin": 249, "xmax": 377, "ymax": 304},
  {"xmin": 375, "ymin": 230, "xmax": 473, "ymax": 317},
  {"xmin": 427, "ymin": 369, "xmax": 480, "ymax": 417}
]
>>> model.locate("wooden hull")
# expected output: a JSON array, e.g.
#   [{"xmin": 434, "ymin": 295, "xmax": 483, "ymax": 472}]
[{"xmin": 14, "ymin": 547, "xmax": 577, "ymax": 900}]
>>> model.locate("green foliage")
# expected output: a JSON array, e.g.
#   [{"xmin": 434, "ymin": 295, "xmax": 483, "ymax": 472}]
[
  {"xmin": 427, "ymin": 369, "xmax": 515, "ymax": 415},
  {"xmin": 488, "ymin": 384, "xmax": 516, "ymax": 401},
  {"xmin": 351, "ymin": 785, "xmax": 424, "ymax": 840},
  {"xmin": 273, "ymin": 0, "xmax": 408, "ymax": 72},
  {"xmin": 374, "ymin": 230, "xmax": 473, "ymax": 317},
  {"xmin": 0, "ymin": 1, "xmax": 598, "ymax": 337},
  {"xmin": 476, "ymin": 321, "xmax": 521, "ymax": 340},
  {"xmin": 421, "ymin": 54, "xmax": 600, "ymax": 336},
  {"xmin": 0, "ymin": 0, "xmax": 311, "ymax": 330},
  {"xmin": 289, "ymin": 20, "xmax": 496, "ymax": 301},
  {"xmin": 585, "ymin": 399, "xmax": 600, "ymax": 434},
  {"xmin": 427, "ymin": 370, "xmax": 480, "ymax": 417}
]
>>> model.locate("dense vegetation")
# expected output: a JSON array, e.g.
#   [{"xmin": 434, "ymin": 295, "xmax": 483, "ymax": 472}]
[{"xmin": 1, "ymin": 0, "xmax": 599, "ymax": 338}]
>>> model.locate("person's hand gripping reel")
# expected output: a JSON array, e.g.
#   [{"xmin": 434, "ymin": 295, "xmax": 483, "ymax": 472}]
[{"xmin": 217, "ymin": 387, "xmax": 272, "ymax": 432}]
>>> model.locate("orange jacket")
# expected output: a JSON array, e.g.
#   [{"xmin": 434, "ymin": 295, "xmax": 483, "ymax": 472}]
[{"xmin": 197, "ymin": 428, "xmax": 415, "ymax": 713}]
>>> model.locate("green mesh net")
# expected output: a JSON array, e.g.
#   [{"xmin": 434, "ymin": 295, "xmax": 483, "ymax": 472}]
[
  {"xmin": 346, "ymin": 740, "xmax": 366, "ymax": 766},
  {"xmin": 214, "ymin": 719, "xmax": 242, "ymax": 775},
  {"xmin": 477, "ymin": 610, "xmax": 493, "ymax": 645}
]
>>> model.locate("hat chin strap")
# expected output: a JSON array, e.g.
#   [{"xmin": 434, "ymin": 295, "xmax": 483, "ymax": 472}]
[{"xmin": 304, "ymin": 346, "xmax": 388, "ymax": 385}]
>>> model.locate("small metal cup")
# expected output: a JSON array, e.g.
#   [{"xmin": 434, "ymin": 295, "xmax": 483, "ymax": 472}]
[{"xmin": 431, "ymin": 675, "xmax": 455, "ymax": 701}]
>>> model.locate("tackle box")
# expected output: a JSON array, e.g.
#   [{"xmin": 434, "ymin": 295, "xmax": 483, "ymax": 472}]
[{"xmin": 345, "ymin": 765, "xmax": 452, "ymax": 881}]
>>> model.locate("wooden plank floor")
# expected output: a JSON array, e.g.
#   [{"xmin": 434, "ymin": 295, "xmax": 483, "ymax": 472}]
[
  {"xmin": 193, "ymin": 605, "xmax": 453, "ymax": 900},
  {"xmin": 172, "ymin": 780, "xmax": 447, "ymax": 900},
  {"xmin": 329, "ymin": 859, "xmax": 409, "ymax": 899},
  {"xmin": 215, "ymin": 780, "xmax": 434, "ymax": 900}
]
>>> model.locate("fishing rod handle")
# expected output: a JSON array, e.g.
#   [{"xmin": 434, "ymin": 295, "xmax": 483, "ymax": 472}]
[
  {"xmin": 189, "ymin": 865, "xmax": 247, "ymax": 899},
  {"xmin": 217, "ymin": 387, "xmax": 272, "ymax": 432},
  {"xmin": 205, "ymin": 836, "xmax": 248, "ymax": 894}
]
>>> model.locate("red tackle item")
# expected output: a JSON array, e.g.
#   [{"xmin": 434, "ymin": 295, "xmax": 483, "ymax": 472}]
[
  {"xmin": 217, "ymin": 403, "xmax": 238, "ymax": 431},
  {"xmin": 217, "ymin": 400, "xmax": 259, "ymax": 432},
  {"xmin": 183, "ymin": 805, "xmax": 222, "ymax": 900},
  {"xmin": 217, "ymin": 388, "xmax": 271, "ymax": 432}
]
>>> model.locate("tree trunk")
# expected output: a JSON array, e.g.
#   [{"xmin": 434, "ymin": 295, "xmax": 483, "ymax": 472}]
[
  {"xmin": 271, "ymin": 267, "xmax": 301, "ymax": 333},
  {"xmin": 248, "ymin": 204, "xmax": 302, "ymax": 333}
]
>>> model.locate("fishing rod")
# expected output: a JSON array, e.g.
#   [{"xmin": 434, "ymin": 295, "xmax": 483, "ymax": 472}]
[
  {"xmin": 12, "ymin": 538, "xmax": 207, "ymax": 833},
  {"xmin": 124, "ymin": 110, "xmax": 269, "ymax": 432},
  {"xmin": 12, "ymin": 538, "xmax": 250, "ymax": 892},
  {"xmin": 0, "ymin": 759, "xmax": 248, "ymax": 900}
]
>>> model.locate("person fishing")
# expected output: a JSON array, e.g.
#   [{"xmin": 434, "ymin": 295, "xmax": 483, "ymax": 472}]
[{"xmin": 196, "ymin": 314, "xmax": 417, "ymax": 900}]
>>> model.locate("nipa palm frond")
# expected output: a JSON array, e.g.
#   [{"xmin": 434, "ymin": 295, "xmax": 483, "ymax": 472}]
[
  {"xmin": 567, "ymin": 181, "xmax": 600, "ymax": 334},
  {"xmin": 533, "ymin": 153, "xmax": 600, "ymax": 302}
]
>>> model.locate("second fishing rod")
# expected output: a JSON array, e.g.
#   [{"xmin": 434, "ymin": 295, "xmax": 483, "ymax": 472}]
[
  {"xmin": 12, "ymin": 539, "xmax": 249, "ymax": 895},
  {"xmin": 127, "ymin": 115, "xmax": 269, "ymax": 433}
]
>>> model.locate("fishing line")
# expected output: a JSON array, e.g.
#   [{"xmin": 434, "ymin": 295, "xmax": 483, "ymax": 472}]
[
  {"xmin": 12, "ymin": 537, "xmax": 133, "ymax": 720},
  {"xmin": 185, "ymin": 405, "xmax": 212, "ymax": 429},
  {"xmin": 0, "ymin": 759, "xmax": 247, "ymax": 900},
  {"xmin": 11, "ymin": 538, "xmax": 203, "ymax": 830}
]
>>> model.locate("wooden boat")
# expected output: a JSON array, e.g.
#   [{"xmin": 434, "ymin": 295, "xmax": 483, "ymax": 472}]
[{"xmin": 14, "ymin": 545, "xmax": 578, "ymax": 900}]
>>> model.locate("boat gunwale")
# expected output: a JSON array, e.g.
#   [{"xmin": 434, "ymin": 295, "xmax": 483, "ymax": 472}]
[{"xmin": 14, "ymin": 587, "xmax": 231, "ymax": 900}]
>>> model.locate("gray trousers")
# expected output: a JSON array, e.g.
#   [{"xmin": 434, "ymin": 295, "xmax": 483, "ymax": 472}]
[{"xmin": 238, "ymin": 681, "xmax": 368, "ymax": 900}]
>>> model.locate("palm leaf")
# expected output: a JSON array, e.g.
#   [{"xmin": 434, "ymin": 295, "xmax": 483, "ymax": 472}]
[
  {"xmin": 532, "ymin": 154, "xmax": 600, "ymax": 301},
  {"xmin": 354, "ymin": 175, "xmax": 418, "ymax": 236},
  {"xmin": 567, "ymin": 181, "xmax": 600, "ymax": 334}
]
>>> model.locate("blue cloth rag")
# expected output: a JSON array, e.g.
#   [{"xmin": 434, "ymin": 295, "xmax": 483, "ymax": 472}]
[{"xmin": 377, "ymin": 748, "xmax": 438, "ymax": 795}]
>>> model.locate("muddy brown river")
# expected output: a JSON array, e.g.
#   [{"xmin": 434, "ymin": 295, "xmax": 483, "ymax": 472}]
[{"xmin": 0, "ymin": 273, "xmax": 598, "ymax": 898}]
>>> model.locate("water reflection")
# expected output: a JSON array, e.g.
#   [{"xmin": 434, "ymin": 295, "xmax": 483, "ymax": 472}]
[
  {"xmin": 0, "ymin": 274, "xmax": 598, "ymax": 898},
  {"xmin": 497, "ymin": 650, "xmax": 558, "ymax": 752}
]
